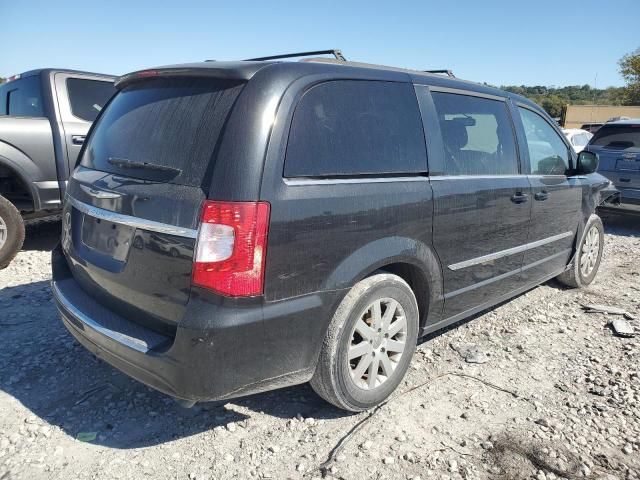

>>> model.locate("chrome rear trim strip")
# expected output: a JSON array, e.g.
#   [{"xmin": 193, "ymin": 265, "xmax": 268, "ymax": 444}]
[
  {"xmin": 67, "ymin": 196, "xmax": 198, "ymax": 239},
  {"xmin": 448, "ymin": 231, "xmax": 574, "ymax": 271},
  {"xmin": 52, "ymin": 280, "xmax": 150, "ymax": 353}
]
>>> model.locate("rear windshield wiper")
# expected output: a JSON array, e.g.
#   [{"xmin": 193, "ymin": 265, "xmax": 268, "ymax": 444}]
[{"xmin": 107, "ymin": 157, "xmax": 182, "ymax": 176}]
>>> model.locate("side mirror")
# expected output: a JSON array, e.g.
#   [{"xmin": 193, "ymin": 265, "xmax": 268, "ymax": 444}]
[{"xmin": 576, "ymin": 151, "xmax": 598, "ymax": 174}]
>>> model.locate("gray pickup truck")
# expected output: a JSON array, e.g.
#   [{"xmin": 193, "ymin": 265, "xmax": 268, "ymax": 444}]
[{"xmin": 0, "ymin": 69, "xmax": 115, "ymax": 267}]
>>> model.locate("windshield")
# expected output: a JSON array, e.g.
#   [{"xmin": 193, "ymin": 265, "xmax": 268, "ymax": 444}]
[
  {"xmin": 590, "ymin": 124, "xmax": 640, "ymax": 149},
  {"xmin": 80, "ymin": 77, "xmax": 244, "ymax": 187}
]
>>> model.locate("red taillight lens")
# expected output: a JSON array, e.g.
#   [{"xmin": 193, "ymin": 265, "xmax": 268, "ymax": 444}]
[{"xmin": 192, "ymin": 201, "xmax": 270, "ymax": 297}]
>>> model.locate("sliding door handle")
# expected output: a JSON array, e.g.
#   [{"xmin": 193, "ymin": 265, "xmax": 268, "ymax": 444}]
[
  {"xmin": 534, "ymin": 191, "xmax": 549, "ymax": 201},
  {"xmin": 510, "ymin": 193, "xmax": 529, "ymax": 204}
]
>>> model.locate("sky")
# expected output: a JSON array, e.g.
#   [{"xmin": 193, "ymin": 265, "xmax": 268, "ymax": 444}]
[{"xmin": 2, "ymin": 0, "xmax": 639, "ymax": 88}]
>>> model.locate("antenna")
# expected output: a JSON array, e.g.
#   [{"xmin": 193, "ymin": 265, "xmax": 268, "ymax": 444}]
[{"xmin": 591, "ymin": 73, "xmax": 598, "ymax": 124}]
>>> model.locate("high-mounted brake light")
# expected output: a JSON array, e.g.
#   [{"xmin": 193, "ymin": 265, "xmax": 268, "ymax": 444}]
[
  {"xmin": 192, "ymin": 201, "xmax": 270, "ymax": 297},
  {"xmin": 136, "ymin": 70, "xmax": 159, "ymax": 78}
]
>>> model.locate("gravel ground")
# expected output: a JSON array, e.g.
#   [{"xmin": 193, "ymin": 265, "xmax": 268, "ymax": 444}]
[{"xmin": 0, "ymin": 212, "xmax": 638, "ymax": 480}]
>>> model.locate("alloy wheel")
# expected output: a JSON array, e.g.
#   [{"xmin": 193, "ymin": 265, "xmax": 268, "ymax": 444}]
[
  {"xmin": 0, "ymin": 215, "xmax": 7, "ymax": 250},
  {"xmin": 348, "ymin": 298, "xmax": 408, "ymax": 390},
  {"xmin": 580, "ymin": 225, "xmax": 600, "ymax": 277}
]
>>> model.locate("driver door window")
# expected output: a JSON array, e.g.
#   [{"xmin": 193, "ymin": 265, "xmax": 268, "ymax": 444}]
[{"xmin": 519, "ymin": 107, "xmax": 570, "ymax": 175}]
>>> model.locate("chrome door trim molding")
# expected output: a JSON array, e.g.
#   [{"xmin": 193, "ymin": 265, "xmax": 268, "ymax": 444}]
[
  {"xmin": 67, "ymin": 196, "xmax": 198, "ymax": 239},
  {"xmin": 448, "ymin": 231, "xmax": 573, "ymax": 271},
  {"xmin": 283, "ymin": 176, "xmax": 429, "ymax": 186},
  {"xmin": 444, "ymin": 248, "xmax": 572, "ymax": 298},
  {"xmin": 429, "ymin": 174, "xmax": 526, "ymax": 181}
]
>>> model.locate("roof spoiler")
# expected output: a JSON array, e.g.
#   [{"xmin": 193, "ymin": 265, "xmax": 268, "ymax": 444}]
[{"xmin": 115, "ymin": 66, "xmax": 253, "ymax": 89}]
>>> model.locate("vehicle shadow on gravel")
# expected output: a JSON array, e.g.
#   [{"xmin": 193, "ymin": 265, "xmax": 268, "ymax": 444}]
[
  {"xmin": 600, "ymin": 210, "xmax": 639, "ymax": 237},
  {"xmin": 22, "ymin": 218, "xmax": 61, "ymax": 252},
  {"xmin": 0, "ymin": 280, "xmax": 346, "ymax": 450}
]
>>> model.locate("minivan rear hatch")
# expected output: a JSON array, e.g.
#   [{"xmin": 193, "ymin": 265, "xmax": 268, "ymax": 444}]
[
  {"xmin": 589, "ymin": 123, "xmax": 640, "ymax": 199},
  {"xmin": 64, "ymin": 75, "xmax": 245, "ymax": 334}
]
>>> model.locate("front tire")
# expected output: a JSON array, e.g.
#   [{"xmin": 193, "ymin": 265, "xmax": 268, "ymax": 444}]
[
  {"xmin": 557, "ymin": 214, "xmax": 604, "ymax": 288},
  {"xmin": 311, "ymin": 273, "xmax": 419, "ymax": 412},
  {"xmin": 0, "ymin": 195, "xmax": 25, "ymax": 269}
]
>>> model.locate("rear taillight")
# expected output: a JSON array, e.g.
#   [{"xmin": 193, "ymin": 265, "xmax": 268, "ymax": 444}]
[{"xmin": 192, "ymin": 201, "xmax": 270, "ymax": 297}]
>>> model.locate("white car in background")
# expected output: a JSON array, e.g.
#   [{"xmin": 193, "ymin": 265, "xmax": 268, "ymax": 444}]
[{"xmin": 563, "ymin": 128, "xmax": 593, "ymax": 153}]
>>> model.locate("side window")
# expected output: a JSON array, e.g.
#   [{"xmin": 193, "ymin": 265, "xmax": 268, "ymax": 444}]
[
  {"xmin": 519, "ymin": 107, "xmax": 570, "ymax": 175},
  {"xmin": 284, "ymin": 80, "xmax": 427, "ymax": 177},
  {"xmin": 431, "ymin": 92, "xmax": 518, "ymax": 175},
  {"xmin": 67, "ymin": 78, "xmax": 116, "ymax": 122},
  {"xmin": 6, "ymin": 76, "xmax": 44, "ymax": 117}
]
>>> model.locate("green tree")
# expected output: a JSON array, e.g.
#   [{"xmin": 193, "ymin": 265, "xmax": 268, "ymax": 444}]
[
  {"xmin": 619, "ymin": 48, "xmax": 640, "ymax": 105},
  {"xmin": 540, "ymin": 95, "xmax": 566, "ymax": 118},
  {"xmin": 500, "ymin": 84, "xmax": 625, "ymax": 113}
]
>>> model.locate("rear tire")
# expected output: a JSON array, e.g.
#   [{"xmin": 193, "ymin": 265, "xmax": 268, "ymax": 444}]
[
  {"xmin": 311, "ymin": 273, "xmax": 419, "ymax": 412},
  {"xmin": 0, "ymin": 195, "xmax": 25, "ymax": 269},
  {"xmin": 557, "ymin": 214, "xmax": 604, "ymax": 288}
]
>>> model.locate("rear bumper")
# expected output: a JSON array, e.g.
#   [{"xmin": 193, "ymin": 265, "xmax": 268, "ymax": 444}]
[
  {"xmin": 598, "ymin": 202, "xmax": 640, "ymax": 214},
  {"xmin": 51, "ymin": 247, "xmax": 345, "ymax": 402},
  {"xmin": 599, "ymin": 186, "xmax": 640, "ymax": 214}
]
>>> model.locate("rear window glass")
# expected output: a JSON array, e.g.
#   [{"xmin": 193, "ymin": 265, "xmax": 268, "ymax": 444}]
[
  {"xmin": 67, "ymin": 78, "xmax": 116, "ymax": 122},
  {"xmin": 5, "ymin": 76, "xmax": 44, "ymax": 117},
  {"xmin": 590, "ymin": 125, "xmax": 640, "ymax": 149},
  {"xmin": 81, "ymin": 77, "xmax": 244, "ymax": 186},
  {"xmin": 284, "ymin": 80, "xmax": 427, "ymax": 177}
]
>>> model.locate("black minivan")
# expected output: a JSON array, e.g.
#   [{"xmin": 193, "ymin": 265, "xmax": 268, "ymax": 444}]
[{"xmin": 52, "ymin": 52, "xmax": 613, "ymax": 411}]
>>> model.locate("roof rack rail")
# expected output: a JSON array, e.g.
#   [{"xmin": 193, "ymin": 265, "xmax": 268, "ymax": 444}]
[
  {"xmin": 244, "ymin": 49, "xmax": 347, "ymax": 62},
  {"xmin": 424, "ymin": 69, "xmax": 455, "ymax": 78}
]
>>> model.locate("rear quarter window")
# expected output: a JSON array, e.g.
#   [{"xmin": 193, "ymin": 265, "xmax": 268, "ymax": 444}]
[
  {"xmin": 284, "ymin": 80, "xmax": 427, "ymax": 177},
  {"xmin": 81, "ymin": 77, "xmax": 244, "ymax": 187},
  {"xmin": 67, "ymin": 78, "xmax": 116, "ymax": 122}
]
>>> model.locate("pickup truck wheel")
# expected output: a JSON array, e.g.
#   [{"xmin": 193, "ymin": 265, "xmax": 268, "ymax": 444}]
[
  {"xmin": 0, "ymin": 195, "xmax": 25, "ymax": 269},
  {"xmin": 557, "ymin": 215, "xmax": 604, "ymax": 288},
  {"xmin": 310, "ymin": 273, "xmax": 419, "ymax": 412}
]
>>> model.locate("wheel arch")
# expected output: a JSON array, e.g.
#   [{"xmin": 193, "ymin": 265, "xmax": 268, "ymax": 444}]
[
  {"xmin": 0, "ymin": 154, "xmax": 35, "ymax": 211},
  {"xmin": 323, "ymin": 236, "xmax": 444, "ymax": 333}
]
